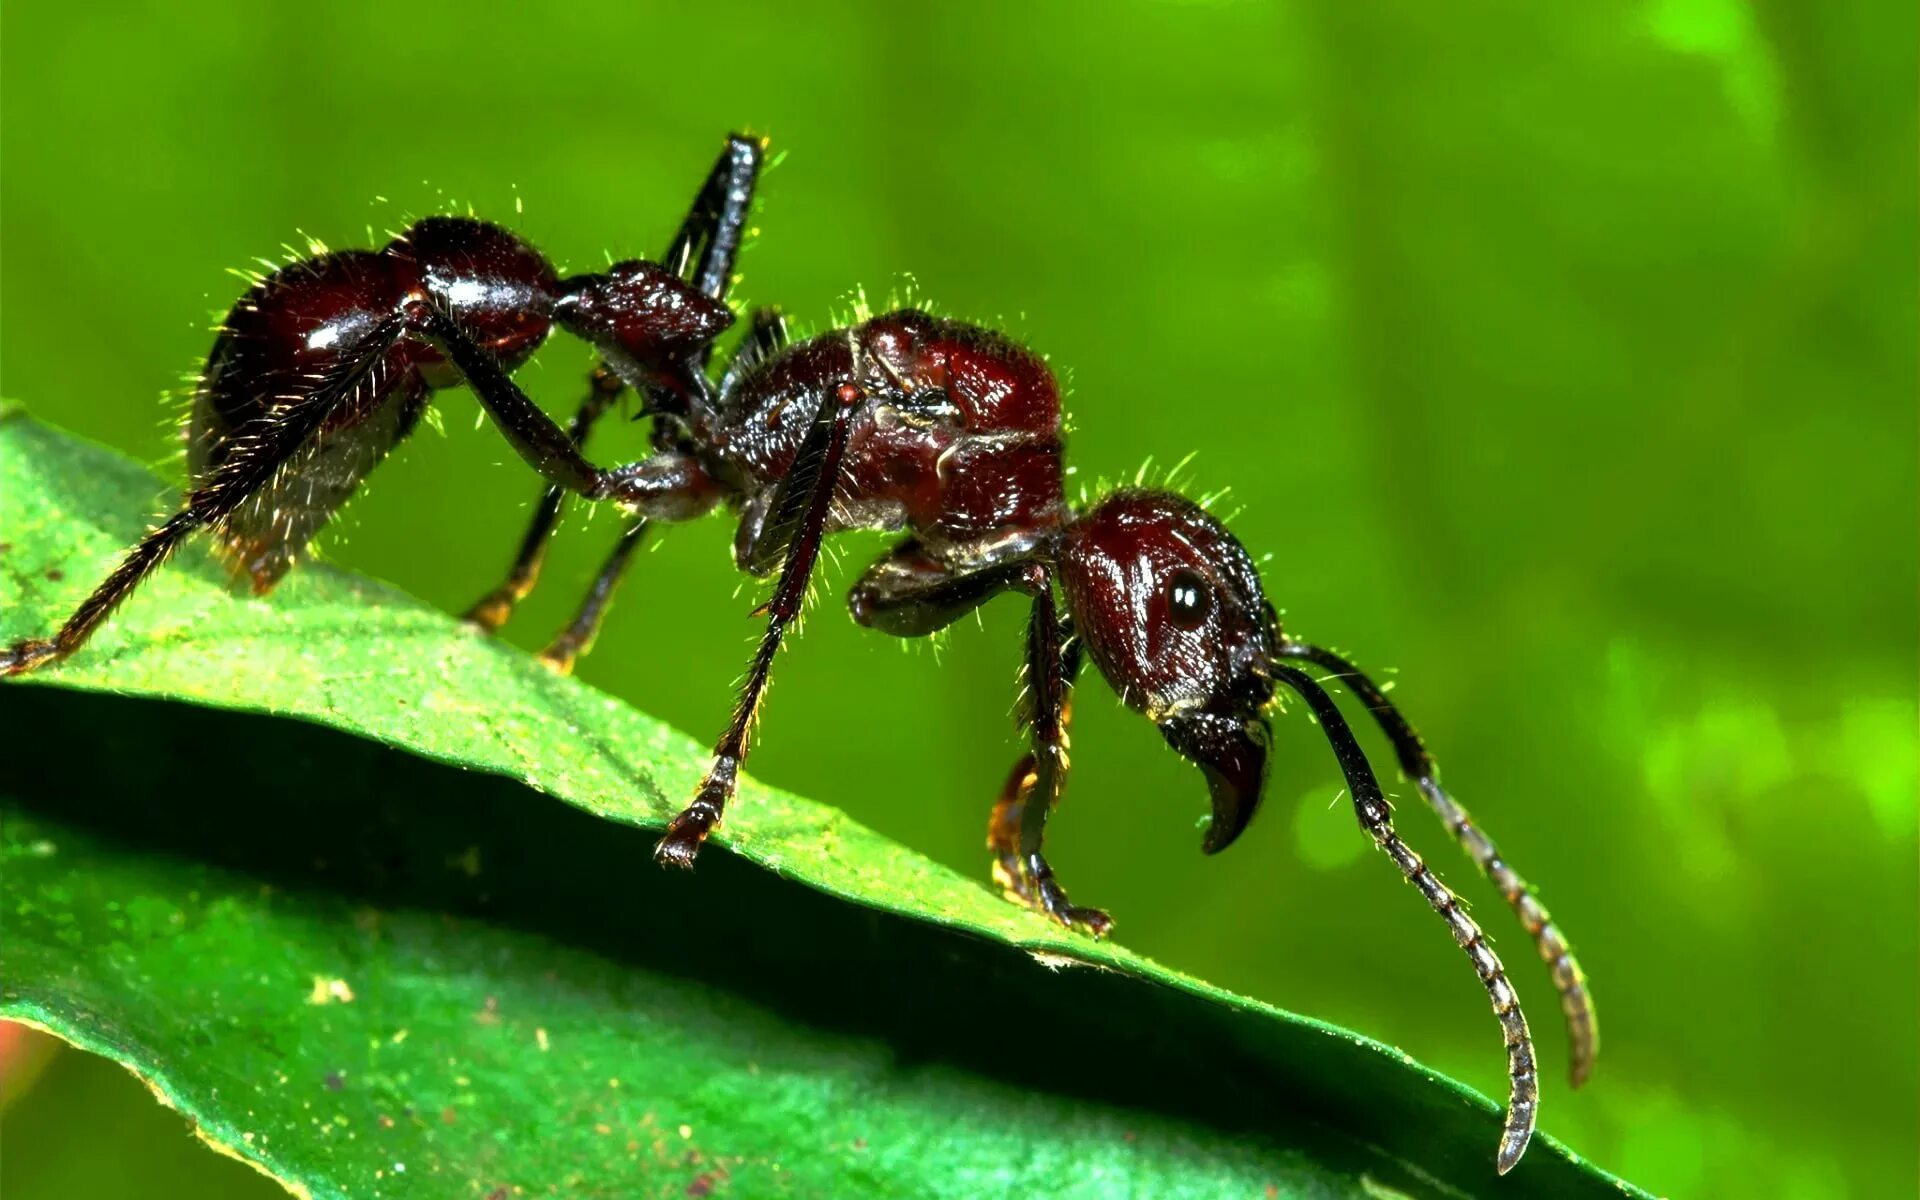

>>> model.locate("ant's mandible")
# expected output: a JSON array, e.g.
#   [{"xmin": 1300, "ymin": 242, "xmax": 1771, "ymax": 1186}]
[{"xmin": 0, "ymin": 133, "xmax": 1595, "ymax": 1172}]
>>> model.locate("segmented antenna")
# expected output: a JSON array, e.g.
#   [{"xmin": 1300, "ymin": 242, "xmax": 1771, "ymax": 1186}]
[
  {"xmin": 1417, "ymin": 777, "xmax": 1597, "ymax": 1088},
  {"xmin": 1276, "ymin": 640, "xmax": 1598, "ymax": 1088},
  {"xmin": 1270, "ymin": 662, "xmax": 1537, "ymax": 1174}
]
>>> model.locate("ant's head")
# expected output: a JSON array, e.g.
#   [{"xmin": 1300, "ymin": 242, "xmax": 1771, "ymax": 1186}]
[{"xmin": 1059, "ymin": 489, "xmax": 1280, "ymax": 854}]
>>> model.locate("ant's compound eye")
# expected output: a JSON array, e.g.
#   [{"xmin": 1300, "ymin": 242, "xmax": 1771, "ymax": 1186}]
[{"xmin": 1165, "ymin": 568, "xmax": 1211, "ymax": 630}]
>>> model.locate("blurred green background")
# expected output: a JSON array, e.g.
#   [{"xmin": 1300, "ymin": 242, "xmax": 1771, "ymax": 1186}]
[{"xmin": 1, "ymin": 2, "xmax": 1911, "ymax": 1196}]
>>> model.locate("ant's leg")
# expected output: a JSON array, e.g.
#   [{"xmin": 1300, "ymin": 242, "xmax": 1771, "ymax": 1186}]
[
  {"xmin": 986, "ymin": 755, "xmax": 1041, "ymax": 898},
  {"xmin": 843, "ymin": 541, "xmax": 1103, "ymax": 931},
  {"xmin": 464, "ymin": 366, "xmax": 627, "ymax": 631},
  {"xmin": 2, "ymin": 312, "xmax": 410, "ymax": 676},
  {"xmin": 470, "ymin": 134, "xmax": 760, "ymax": 627},
  {"xmin": 844, "ymin": 539, "xmax": 1028, "ymax": 635},
  {"xmin": 415, "ymin": 303, "xmax": 671, "ymax": 508},
  {"xmin": 536, "ymin": 519, "xmax": 647, "ymax": 674},
  {"xmin": 654, "ymin": 384, "xmax": 860, "ymax": 867},
  {"xmin": 988, "ymin": 679, "xmax": 1108, "ymax": 929},
  {"xmin": 665, "ymin": 133, "xmax": 764, "ymax": 308},
  {"xmin": 1, "ymin": 510, "xmax": 201, "ymax": 678},
  {"xmin": 1270, "ymin": 662, "xmax": 1537, "ymax": 1174},
  {"xmin": 998, "ymin": 565, "xmax": 1110, "ymax": 935},
  {"xmin": 1277, "ymin": 639, "xmax": 1597, "ymax": 1088},
  {"xmin": 535, "ymin": 450, "xmax": 727, "ymax": 674}
]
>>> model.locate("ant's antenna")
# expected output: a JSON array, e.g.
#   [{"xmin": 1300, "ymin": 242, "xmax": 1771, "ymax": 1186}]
[
  {"xmin": 1270, "ymin": 661, "xmax": 1537, "ymax": 1174},
  {"xmin": 1275, "ymin": 640, "xmax": 1597, "ymax": 1088}
]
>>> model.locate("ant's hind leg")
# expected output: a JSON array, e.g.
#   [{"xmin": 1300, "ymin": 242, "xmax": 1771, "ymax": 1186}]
[
  {"xmin": 717, "ymin": 307, "xmax": 789, "ymax": 399},
  {"xmin": 3, "ymin": 312, "xmax": 410, "ymax": 677},
  {"xmin": 465, "ymin": 367, "xmax": 627, "ymax": 632},
  {"xmin": 654, "ymin": 134, "xmax": 764, "ymax": 404},
  {"xmin": 665, "ymin": 133, "xmax": 765, "ymax": 307},
  {"xmin": 536, "ymin": 519, "xmax": 647, "ymax": 674},
  {"xmin": 470, "ymin": 133, "xmax": 764, "ymax": 631},
  {"xmin": 535, "ymin": 451, "xmax": 725, "ymax": 674},
  {"xmin": 1, "ymin": 508, "xmax": 200, "ymax": 676}
]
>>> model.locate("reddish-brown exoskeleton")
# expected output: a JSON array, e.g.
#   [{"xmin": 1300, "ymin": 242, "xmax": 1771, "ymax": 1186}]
[{"xmin": 0, "ymin": 134, "xmax": 1595, "ymax": 1172}]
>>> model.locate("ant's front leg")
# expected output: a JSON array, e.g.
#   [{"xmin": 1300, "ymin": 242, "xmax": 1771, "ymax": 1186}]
[
  {"xmin": 997, "ymin": 566, "xmax": 1112, "ymax": 936},
  {"xmin": 846, "ymin": 545, "xmax": 1110, "ymax": 936}
]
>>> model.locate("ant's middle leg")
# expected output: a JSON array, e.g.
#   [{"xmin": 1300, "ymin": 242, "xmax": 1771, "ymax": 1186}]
[
  {"xmin": 653, "ymin": 383, "xmax": 861, "ymax": 868},
  {"xmin": 844, "ymin": 539, "xmax": 1029, "ymax": 635},
  {"xmin": 464, "ymin": 366, "xmax": 627, "ymax": 632}
]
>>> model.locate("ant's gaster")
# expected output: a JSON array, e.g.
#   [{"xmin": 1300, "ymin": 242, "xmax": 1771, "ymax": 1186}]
[{"xmin": 1, "ymin": 134, "xmax": 1594, "ymax": 1172}]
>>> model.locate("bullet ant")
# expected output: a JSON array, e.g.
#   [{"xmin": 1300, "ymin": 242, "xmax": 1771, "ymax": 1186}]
[{"xmin": 0, "ymin": 133, "xmax": 1595, "ymax": 1171}]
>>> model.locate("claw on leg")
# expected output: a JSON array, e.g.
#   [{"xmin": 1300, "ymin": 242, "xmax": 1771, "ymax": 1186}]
[
  {"xmin": 1028, "ymin": 856, "xmax": 1114, "ymax": 938},
  {"xmin": 654, "ymin": 798, "xmax": 720, "ymax": 868},
  {"xmin": 463, "ymin": 589, "xmax": 521, "ymax": 633},
  {"xmin": 986, "ymin": 759, "xmax": 1112, "ymax": 937},
  {"xmin": 656, "ymin": 759, "xmax": 734, "ymax": 870},
  {"xmin": 1, "ymin": 638, "xmax": 60, "ymax": 677},
  {"xmin": 537, "ymin": 640, "xmax": 582, "ymax": 675}
]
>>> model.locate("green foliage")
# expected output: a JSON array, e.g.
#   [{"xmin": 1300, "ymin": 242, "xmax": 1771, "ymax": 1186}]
[
  {"xmin": 0, "ymin": 417, "xmax": 1649, "ymax": 1197},
  {"xmin": 1, "ymin": 3, "xmax": 1912, "ymax": 1197}
]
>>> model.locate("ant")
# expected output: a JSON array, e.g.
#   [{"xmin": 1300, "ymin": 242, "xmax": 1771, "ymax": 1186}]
[{"xmin": 1, "ymin": 133, "xmax": 1595, "ymax": 1172}]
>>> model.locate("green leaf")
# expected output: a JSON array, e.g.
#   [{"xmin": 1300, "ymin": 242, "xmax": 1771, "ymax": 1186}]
[{"xmin": 0, "ymin": 414, "xmax": 1647, "ymax": 1199}]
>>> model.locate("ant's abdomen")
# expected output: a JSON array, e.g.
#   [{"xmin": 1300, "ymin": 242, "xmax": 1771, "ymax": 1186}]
[
  {"xmin": 193, "ymin": 249, "xmax": 400, "ymax": 458},
  {"xmin": 182, "ymin": 218, "xmax": 561, "ymax": 593},
  {"xmin": 187, "ymin": 248, "xmax": 426, "ymax": 592}
]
